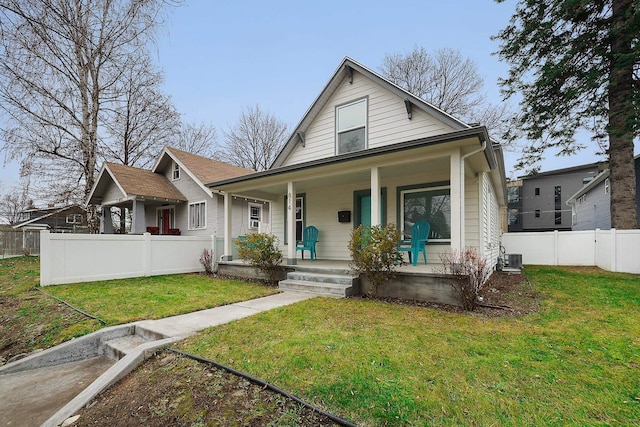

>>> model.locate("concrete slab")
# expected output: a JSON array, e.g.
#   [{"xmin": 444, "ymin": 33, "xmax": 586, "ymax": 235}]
[
  {"xmin": 1, "ymin": 291, "xmax": 318, "ymax": 427},
  {"xmin": 0, "ymin": 356, "xmax": 113, "ymax": 427}
]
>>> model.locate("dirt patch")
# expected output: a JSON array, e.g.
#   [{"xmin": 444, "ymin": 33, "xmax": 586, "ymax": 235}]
[
  {"xmin": 74, "ymin": 352, "xmax": 343, "ymax": 427},
  {"xmin": 357, "ymin": 270, "xmax": 540, "ymax": 317}
]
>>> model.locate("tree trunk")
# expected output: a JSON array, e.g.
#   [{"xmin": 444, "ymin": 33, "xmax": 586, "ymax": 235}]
[{"xmin": 607, "ymin": 0, "xmax": 638, "ymax": 229}]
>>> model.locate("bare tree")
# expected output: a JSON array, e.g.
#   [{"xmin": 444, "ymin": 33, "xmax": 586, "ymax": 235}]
[
  {"xmin": 100, "ymin": 55, "xmax": 180, "ymax": 169},
  {"xmin": 0, "ymin": 186, "xmax": 32, "ymax": 224},
  {"xmin": 220, "ymin": 105, "xmax": 288, "ymax": 171},
  {"xmin": 0, "ymin": 0, "xmax": 177, "ymax": 232},
  {"xmin": 380, "ymin": 46, "xmax": 513, "ymax": 142},
  {"xmin": 174, "ymin": 121, "xmax": 218, "ymax": 158}
]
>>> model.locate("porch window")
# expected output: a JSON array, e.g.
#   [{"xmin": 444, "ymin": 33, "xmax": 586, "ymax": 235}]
[
  {"xmin": 248, "ymin": 203, "xmax": 262, "ymax": 230},
  {"xmin": 188, "ymin": 201, "xmax": 206, "ymax": 230},
  {"xmin": 336, "ymin": 98, "xmax": 367, "ymax": 154},
  {"xmin": 399, "ymin": 184, "xmax": 451, "ymax": 241}
]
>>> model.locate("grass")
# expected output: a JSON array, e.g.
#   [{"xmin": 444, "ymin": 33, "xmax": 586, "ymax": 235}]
[
  {"xmin": 0, "ymin": 256, "xmax": 278, "ymax": 358},
  {"xmin": 178, "ymin": 266, "xmax": 640, "ymax": 426},
  {"xmin": 45, "ymin": 272, "xmax": 279, "ymax": 325}
]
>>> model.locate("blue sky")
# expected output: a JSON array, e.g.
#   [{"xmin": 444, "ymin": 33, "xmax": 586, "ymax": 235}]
[{"xmin": 1, "ymin": 0, "xmax": 633, "ymax": 191}]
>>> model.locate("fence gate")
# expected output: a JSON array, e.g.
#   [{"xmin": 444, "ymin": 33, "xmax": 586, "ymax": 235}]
[{"xmin": 0, "ymin": 230, "xmax": 41, "ymax": 256}]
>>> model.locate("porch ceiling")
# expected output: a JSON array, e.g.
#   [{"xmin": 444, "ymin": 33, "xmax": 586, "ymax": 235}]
[{"xmin": 212, "ymin": 142, "xmax": 468, "ymax": 200}]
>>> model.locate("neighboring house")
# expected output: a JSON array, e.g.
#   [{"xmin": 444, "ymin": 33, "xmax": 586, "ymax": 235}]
[
  {"xmin": 87, "ymin": 147, "xmax": 267, "ymax": 237},
  {"xmin": 207, "ymin": 57, "xmax": 507, "ymax": 268},
  {"xmin": 507, "ymin": 163, "xmax": 603, "ymax": 232},
  {"xmin": 12, "ymin": 204, "xmax": 88, "ymax": 233},
  {"xmin": 567, "ymin": 154, "xmax": 640, "ymax": 230}
]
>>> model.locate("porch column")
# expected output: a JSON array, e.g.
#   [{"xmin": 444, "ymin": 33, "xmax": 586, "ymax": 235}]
[
  {"xmin": 223, "ymin": 192, "xmax": 233, "ymax": 261},
  {"xmin": 131, "ymin": 200, "xmax": 146, "ymax": 234},
  {"xmin": 371, "ymin": 167, "xmax": 380, "ymax": 226},
  {"xmin": 101, "ymin": 207, "xmax": 114, "ymax": 234},
  {"xmin": 287, "ymin": 181, "xmax": 296, "ymax": 265},
  {"xmin": 450, "ymin": 150, "xmax": 462, "ymax": 251}
]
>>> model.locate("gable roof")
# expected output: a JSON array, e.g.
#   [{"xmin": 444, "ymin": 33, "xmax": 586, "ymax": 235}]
[
  {"xmin": 87, "ymin": 162, "xmax": 187, "ymax": 205},
  {"xmin": 271, "ymin": 56, "xmax": 470, "ymax": 168},
  {"xmin": 12, "ymin": 204, "xmax": 82, "ymax": 229},
  {"xmin": 152, "ymin": 146, "xmax": 254, "ymax": 196},
  {"xmin": 566, "ymin": 169, "xmax": 610, "ymax": 206}
]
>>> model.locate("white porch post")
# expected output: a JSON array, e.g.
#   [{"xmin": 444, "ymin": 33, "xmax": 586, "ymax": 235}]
[
  {"xmin": 450, "ymin": 150, "xmax": 462, "ymax": 251},
  {"xmin": 131, "ymin": 200, "xmax": 146, "ymax": 234},
  {"xmin": 287, "ymin": 181, "xmax": 296, "ymax": 265},
  {"xmin": 371, "ymin": 167, "xmax": 380, "ymax": 226},
  {"xmin": 223, "ymin": 192, "xmax": 233, "ymax": 261}
]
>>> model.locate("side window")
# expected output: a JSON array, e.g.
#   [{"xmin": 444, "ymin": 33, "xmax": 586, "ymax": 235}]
[
  {"xmin": 336, "ymin": 98, "xmax": 367, "ymax": 154},
  {"xmin": 172, "ymin": 162, "xmax": 180, "ymax": 180},
  {"xmin": 188, "ymin": 201, "xmax": 206, "ymax": 230}
]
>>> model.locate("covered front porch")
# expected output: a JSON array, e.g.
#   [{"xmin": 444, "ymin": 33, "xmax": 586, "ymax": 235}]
[
  {"xmin": 210, "ymin": 130, "xmax": 496, "ymax": 267},
  {"xmin": 99, "ymin": 198, "xmax": 184, "ymax": 235}
]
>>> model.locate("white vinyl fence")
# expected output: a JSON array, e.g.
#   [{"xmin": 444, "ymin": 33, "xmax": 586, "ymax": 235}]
[
  {"xmin": 502, "ymin": 229, "xmax": 640, "ymax": 274},
  {"xmin": 40, "ymin": 231, "xmax": 227, "ymax": 286}
]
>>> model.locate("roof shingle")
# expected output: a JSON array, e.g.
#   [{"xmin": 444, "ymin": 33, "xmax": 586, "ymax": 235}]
[{"xmin": 106, "ymin": 163, "xmax": 186, "ymax": 201}]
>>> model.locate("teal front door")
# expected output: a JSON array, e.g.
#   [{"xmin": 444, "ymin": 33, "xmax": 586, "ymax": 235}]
[{"xmin": 354, "ymin": 189, "xmax": 386, "ymax": 228}]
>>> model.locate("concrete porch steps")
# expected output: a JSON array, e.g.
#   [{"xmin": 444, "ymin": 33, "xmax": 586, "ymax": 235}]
[{"xmin": 278, "ymin": 270, "xmax": 359, "ymax": 297}]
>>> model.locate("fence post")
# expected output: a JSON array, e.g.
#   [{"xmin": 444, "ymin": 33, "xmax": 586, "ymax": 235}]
[
  {"xmin": 553, "ymin": 230, "xmax": 559, "ymax": 265},
  {"xmin": 40, "ymin": 230, "xmax": 51, "ymax": 286},
  {"xmin": 594, "ymin": 229, "xmax": 599, "ymax": 267},
  {"xmin": 610, "ymin": 228, "xmax": 617, "ymax": 272},
  {"xmin": 143, "ymin": 232, "xmax": 152, "ymax": 277}
]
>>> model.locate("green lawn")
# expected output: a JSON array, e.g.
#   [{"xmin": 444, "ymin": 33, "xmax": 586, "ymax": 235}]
[
  {"xmin": 0, "ymin": 256, "xmax": 278, "ymax": 357},
  {"xmin": 46, "ymin": 272, "xmax": 279, "ymax": 325},
  {"xmin": 178, "ymin": 266, "xmax": 640, "ymax": 426}
]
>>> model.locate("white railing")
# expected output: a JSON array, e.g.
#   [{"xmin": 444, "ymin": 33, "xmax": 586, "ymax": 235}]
[
  {"xmin": 39, "ymin": 231, "xmax": 226, "ymax": 286},
  {"xmin": 502, "ymin": 229, "xmax": 640, "ymax": 274}
]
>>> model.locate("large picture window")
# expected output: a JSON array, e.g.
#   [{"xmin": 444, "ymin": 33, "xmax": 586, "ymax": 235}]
[
  {"xmin": 336, "ymin": 98, "xmax": 367, "ymax": 154},
  {"xmin": 400, "ymin": 184, "xmax": 451, "ymax": 241},
  {"xmin": 189, "ymin": 201, "xmax": 206, "ymax": 230}
]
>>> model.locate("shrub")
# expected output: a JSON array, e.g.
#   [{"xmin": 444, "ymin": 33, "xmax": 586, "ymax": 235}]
[
  {"xmin": 199, "ymin": 249, "xmax": 214, "ymax": 275},
  {"xmin": 438, "ymin": 247, "xmax": 491, "ymax": 311},
  {"xmin": 237, "ymin": 233, "xmax": 283, "ymax": 283},
  {"xmin": 348, "ymin": 224, "xmax": 404, "ymax": 296}
]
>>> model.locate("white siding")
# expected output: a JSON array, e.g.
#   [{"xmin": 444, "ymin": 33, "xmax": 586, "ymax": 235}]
[
  {"xmin": 101, "ymin": 180, "xmax": 126, "ymax": 204},
  {"xmin": 283, "ymin": 72, "xmax": 455, "ymax": 166},
  {"xmin": 478, "ymin": 172, "xmax": 500, "ymax": 267},
  {"xmin": 465, "ymin": 173, "xmax": 480, "ymax": 249}
]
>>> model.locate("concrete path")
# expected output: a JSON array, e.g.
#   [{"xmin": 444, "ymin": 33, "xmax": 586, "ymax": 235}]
[{"xmin": 0, "ymin": 291, "xmax": 316, "ymax": 427}]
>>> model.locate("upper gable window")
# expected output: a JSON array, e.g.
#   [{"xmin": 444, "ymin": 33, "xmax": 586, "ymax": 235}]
[
  {"xmin": 172, "ymin": 161, "xmax": 180, "ymax": 180},
  {"xmin": 336, "ymin": 98, "xmax": 367, "ymax": 154}
]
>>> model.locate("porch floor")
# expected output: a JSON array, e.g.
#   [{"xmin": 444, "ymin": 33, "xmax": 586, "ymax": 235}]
[{"xmin": 221, "ymin": 258, "xmax": 442, "ymax": 275}]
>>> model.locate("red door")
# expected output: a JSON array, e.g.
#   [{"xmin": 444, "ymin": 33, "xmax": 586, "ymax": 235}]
[{"xmin": 161, "ymin": 209, "xmax": 171, "ymax": 234}]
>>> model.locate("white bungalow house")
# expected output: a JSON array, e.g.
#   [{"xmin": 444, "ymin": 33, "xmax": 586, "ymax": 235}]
[
  {"xmin": 207, "ymin": 57, "xmax": 507, "ymax": 270},
  {"xmin": 87, "ymin": 146, "xmax": 269, "ymax": 240}
]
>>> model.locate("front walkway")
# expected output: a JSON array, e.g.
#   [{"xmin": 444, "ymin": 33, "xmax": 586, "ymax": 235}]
[{"xmin": 0, "ymin": 291, "xmax": 317, "ymax": 427}]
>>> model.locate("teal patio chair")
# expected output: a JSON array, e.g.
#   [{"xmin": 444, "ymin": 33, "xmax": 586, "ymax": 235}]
[
  {"xmin": 399, "ymin": 220, "xmax": 430, "ymax": 266},
  {"xmin": 296, "ymin": 226, "xmax": 319, "ymax": 261}
]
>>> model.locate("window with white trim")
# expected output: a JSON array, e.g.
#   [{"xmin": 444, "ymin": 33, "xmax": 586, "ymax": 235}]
[
  {"xmin": 336, "ymin": 98, "xmax": 367, "ymax": 154},
  {"xmin": 399, "ymin": 184, "xmax": 451, "ymax": 241},
  {"xmin": 66, "ymin": 213, "xmax": 82, "ymax": 224},
  {"xmin": 248, "ymin": 203, "xmax": 262, "ymax": 230},
  {"xmin": 172, "ymin": 162, "xmax": 180, "ymax": 180},
  {"xmin": 188, "ymin": 201, "xmax": 206, "ymax": 230}
]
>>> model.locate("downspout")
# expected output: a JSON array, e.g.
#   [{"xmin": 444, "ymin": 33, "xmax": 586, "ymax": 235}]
[{"xmin": 459, "ymin": 141, "xmax": 487, "ymax": 249}]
